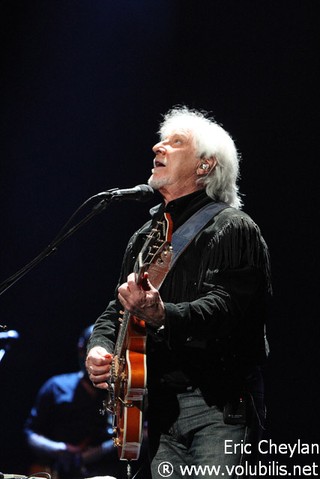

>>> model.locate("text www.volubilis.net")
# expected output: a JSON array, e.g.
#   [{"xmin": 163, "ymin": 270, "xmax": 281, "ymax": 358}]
[
  {"xmin": 178, "ymin": 462, "xmax": 318, "ymax": 476},
  {"xmin": 157, "ymin": 460, "xmax": 319, "ymax": 477}
]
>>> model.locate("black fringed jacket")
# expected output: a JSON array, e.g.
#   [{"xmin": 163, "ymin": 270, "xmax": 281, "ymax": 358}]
[{"xmin": 88, "ymin": 190, "xmax": 272, "ymax": 404}]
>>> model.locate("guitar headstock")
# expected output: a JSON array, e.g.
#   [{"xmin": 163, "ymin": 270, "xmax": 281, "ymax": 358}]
[{"xmin": 135, "ymin": 213, "xmax": 173, "ymax": 287}]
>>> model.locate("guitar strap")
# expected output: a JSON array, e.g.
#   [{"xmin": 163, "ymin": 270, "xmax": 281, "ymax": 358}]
[
  {"xmin": 170, "ymin": 201, "xmax": 228, "ymax": 269},
  {"xmin": 144, "ymin": 201, "xmax": 229, "ymax": 291}
]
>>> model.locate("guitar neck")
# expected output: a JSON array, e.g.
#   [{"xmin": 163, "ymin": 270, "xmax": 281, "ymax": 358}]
[{"xmin": 113, "ymin": 212, "xmax": 173, "ymax": 358}]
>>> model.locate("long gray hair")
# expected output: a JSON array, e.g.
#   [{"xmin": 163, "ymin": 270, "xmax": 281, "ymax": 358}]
[{"xmin": 159, "ymin": 106, "xmax": 242, "ymax": 209}]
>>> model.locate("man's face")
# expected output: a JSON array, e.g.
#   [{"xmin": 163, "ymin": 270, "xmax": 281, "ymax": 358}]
[{"xmin": 148, "ymin": 130, "xmax": 200, "ymax": 202}]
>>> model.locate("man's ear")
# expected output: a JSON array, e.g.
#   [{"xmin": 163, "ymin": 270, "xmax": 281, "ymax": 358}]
[{"xmin": 196, "ymin": 157, "xmax": 217, "ymax": 176}]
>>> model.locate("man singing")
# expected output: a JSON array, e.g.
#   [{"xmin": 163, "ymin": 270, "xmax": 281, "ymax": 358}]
[{"xmin": 86, "ymin": 106, "xmax": 272, "ymax": 478}]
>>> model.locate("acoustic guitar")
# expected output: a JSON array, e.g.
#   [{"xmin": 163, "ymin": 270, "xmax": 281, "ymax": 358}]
[{"xmin": 104, "ymin": 213, "xmax": 173, "ymax": 461}]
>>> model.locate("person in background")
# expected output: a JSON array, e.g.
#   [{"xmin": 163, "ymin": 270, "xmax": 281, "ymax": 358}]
[
  {"xmin": 24, "ymin": 325, "xmax": 121, "ymax": 479},
  {"xmin": 85, "ymin": 106, "xmax": 272, "ymax": 479}
]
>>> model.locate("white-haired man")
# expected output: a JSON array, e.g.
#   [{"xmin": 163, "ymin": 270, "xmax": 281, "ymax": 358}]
[{"xmin": 86, "ymin": 107, "xmax": 271, "ymax": 478}]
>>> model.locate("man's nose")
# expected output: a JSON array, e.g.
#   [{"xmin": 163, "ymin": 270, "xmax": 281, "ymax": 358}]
[{"xmin": 152, "ymin": 142, "xmax": 166, "ymax": 155}]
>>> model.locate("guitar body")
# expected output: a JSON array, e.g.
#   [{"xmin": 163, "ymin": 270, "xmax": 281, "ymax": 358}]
[
  {"xmin": 113, "ymin": 316, "xmax": 147, "ymax": 460},
  {"xmin": 108, "ymin": 213, "xmax": 173, "ymax": 461}
]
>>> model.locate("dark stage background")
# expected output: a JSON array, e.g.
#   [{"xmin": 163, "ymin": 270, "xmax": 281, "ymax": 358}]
[{"xmin": 1, "ymin": 0, "xmax": 319, "ymax": 475}]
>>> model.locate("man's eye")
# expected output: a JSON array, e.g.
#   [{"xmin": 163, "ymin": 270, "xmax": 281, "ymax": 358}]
[{"xmin": 173, "ymin": 138, "xmax": 182, "ymax": 144}]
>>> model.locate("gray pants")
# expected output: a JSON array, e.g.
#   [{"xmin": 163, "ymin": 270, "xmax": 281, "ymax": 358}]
[{"xmin": 148, "ymin": 374, "xmax": 265, "ymax": 478}]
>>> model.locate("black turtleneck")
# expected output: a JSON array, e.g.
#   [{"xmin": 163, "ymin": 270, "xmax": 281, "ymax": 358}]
[{"xmin": 156, "ymin": 189, "xmax": 213, "ymax": 232}]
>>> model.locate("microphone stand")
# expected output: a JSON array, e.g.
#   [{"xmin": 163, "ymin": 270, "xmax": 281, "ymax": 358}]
[{"xmin": 0, "ymin": 194, "xmax": 114, "ymax": 309}]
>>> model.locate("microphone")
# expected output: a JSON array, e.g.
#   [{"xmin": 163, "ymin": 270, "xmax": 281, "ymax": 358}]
[{"xmin": 98, "ymin": 184, "xmax": 154, "ymax": 202}]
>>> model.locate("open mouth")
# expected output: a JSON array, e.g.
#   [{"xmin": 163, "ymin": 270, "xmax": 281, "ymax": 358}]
[{"xmin": 154, "ymin": 160, "xmax": 166, "ymax": 167}]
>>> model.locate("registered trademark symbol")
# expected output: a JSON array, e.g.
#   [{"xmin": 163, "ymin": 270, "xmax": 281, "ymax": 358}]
[{"xmin": 158, "ymin": 461, "xmax": 174, "ymax": 477}]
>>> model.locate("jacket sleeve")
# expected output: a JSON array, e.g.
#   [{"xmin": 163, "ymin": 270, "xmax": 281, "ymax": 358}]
[{"xmin": 86, "ymin": 298, "xmax": 122, "ymax": 354}]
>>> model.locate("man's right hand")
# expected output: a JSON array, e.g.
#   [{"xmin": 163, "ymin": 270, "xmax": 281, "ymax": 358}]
[{"xmin": 85, "ymin": 346, "xmax": 113, "ymax": 389}]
